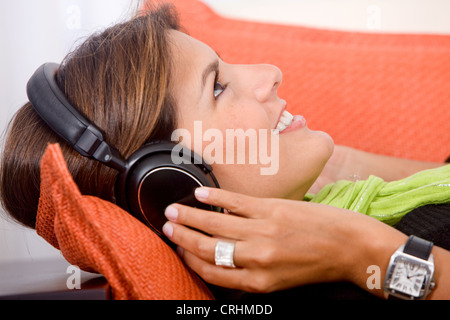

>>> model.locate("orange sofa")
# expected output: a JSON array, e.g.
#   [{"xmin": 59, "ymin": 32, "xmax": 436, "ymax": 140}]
[{"xmin": 28, "ymin": 0, "xmax": 450, "ymax": 300}]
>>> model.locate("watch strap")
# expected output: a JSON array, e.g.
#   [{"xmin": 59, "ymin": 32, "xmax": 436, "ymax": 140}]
[{"xmin": 403, "ymin": 235, "xmax": 433, "ymax": 260}]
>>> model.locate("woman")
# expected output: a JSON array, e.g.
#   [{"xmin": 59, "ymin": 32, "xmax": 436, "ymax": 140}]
[{"xmin": 1, "ymin": 4, "xmax": 449, "ymax": 299}]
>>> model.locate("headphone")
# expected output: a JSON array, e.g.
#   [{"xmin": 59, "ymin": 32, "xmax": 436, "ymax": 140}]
[{"xmin": 27, "ymin": 63, "xmax": 221, "ymax": 243}]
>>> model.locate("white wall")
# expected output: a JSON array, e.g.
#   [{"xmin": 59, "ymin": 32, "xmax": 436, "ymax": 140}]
[
  {"xmin": 203, "ymin": 0, "xmax": 450, "ymax": 34},
  {"xmin": 0, "ymin": 0, "xmax": 134, "ymax": 264},
  {"xmin": 1, "ymin": 0, "xmax": 449, "ymax": 265}
]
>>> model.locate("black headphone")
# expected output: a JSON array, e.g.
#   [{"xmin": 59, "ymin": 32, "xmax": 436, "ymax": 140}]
[{"xmin": 27, "ymin": 63, "xmax": 221, "ymax": 243}]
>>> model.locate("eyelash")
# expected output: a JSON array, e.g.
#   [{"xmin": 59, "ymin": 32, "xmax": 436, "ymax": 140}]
[{"xmin": 213, "ymin": 71, "xmax": 226, "ymax": 100}]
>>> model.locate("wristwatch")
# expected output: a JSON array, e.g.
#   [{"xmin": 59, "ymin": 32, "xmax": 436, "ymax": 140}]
[{"xmin": 383, "ymin": 235, "xmax": 435, "ymax": 300}]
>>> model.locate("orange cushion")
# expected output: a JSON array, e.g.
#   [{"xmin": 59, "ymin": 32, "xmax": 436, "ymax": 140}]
[
  {"xmin": 36, "ymin": 144, "xmax": 213, "ymax": 300},
  {"xmin": 169, "ymin": 0, "xmax": 450, "ymax": 162}
]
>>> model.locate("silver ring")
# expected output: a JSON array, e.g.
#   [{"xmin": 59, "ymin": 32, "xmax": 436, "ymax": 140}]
[{"xmin": 215, "ymin": 240, "xmax": 236, "ymax": 268}]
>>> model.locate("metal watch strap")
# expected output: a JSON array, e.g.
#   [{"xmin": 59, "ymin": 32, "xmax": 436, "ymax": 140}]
[{"xmin": 403, "ymin": 235, "xmax": 433, "ymax": 260}]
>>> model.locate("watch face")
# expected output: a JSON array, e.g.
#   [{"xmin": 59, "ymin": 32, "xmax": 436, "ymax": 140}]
[{"xmin": 390, "ymin": 257, "xmax": 427, "ymax": 297}]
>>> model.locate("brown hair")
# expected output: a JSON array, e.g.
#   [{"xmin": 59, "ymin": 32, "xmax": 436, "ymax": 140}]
[{"xmin": 0, "ymin": 4, "xmax": 180, "ymax": 229}]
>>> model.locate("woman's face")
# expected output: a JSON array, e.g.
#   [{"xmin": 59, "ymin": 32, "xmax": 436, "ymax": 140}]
[{"xmin": 168, "ymin": 30, "xmax": 334, "ymax": 200}]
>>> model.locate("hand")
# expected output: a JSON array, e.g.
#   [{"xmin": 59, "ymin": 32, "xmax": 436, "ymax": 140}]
[{"xmin": 162, "ymin": 187, "xmax": 406, "ymax": 294}]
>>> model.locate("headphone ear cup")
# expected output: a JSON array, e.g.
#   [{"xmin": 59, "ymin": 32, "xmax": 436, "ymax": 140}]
[{"xmin": 115, "ymin": 144, "xmax": 220, "ymax": 240}]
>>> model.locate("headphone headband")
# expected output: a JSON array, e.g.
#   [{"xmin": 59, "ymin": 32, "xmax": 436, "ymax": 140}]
[{"xmin": 26, "ymin": 63, "xmax": 127, "ymax": 172}]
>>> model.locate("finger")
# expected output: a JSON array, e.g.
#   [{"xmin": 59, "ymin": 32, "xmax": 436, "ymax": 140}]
[
  {"xmin": 164, "ymin": 221, "xmax": 246, "ymax": 267},
  {"xmin": 165, "ymin": 203, "xmax": 254, "ymax": 240},
  {"xmin": 194, "ymin": 187, "xmax": 269, "ymax": 218},
  {"xmin": 163, "ymin": 221, "xmax": 217, "ymax": 264},
  {"xmin": 181, "ymin": 250, "xmax": 251, "ymax": 291}
]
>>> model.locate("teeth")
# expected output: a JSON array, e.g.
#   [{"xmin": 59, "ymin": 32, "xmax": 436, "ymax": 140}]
[
  {"xmin": 276, "ymin": 110, "xmax": 294, "ymax": 132},
  {"xmin": 280, "ymin": 111, "xmax": 294, "ymax": 125}
]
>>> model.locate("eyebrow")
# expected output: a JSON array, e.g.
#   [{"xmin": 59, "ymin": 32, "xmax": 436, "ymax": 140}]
[{"xmin": 201, "ymin": 60, "xmax": 220, "ymax": 91}]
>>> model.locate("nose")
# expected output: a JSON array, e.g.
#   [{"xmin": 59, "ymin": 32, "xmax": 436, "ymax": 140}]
[{"xmin": 252, "ymin": 64, "xmax": 283, "ymax": 103}]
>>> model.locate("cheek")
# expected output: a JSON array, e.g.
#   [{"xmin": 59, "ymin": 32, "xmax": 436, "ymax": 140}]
[
  {"xmin": 211, "ymin": 162, "xmax": 282, "ymax": 198},
  {"xmin": 216, "ymin": 101, "xmax": 270, "ymax": 131}
]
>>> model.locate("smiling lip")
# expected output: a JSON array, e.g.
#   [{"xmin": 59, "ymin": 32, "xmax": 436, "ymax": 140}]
[{"xmin": 279, "ymin": 115, "xmax": 306, "ymax": 134}]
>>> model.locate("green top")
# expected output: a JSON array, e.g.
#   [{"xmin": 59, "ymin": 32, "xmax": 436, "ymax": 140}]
[{"xmin": 305, "ymin": 165, "xmax": 450, "ymax": 226}]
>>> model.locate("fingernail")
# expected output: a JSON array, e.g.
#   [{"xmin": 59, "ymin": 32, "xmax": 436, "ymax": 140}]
[
  {"xmin": 162, "ymin": 222, "xmax": 173, "ymax": 238},
  {"xmin": 165, "ymin": 205, "xmax": 178, "ymax": 221},
  {"xmin": 176, "ymin": 246, "xmax": 184, "ymax": 258},
  {"xmin": 195, "ymin": 187, "xmax": 209, "ymax": 201}
]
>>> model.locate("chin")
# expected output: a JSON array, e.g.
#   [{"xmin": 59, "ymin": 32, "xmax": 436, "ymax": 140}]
[
  {"xmin": 277, "ymin": 129, "xmax": 335, "ymax": 199},
  {"xmin": 307, "ymin": 129, "xmax": 335, "ymax": 178},
  {"xmin": 317, "ymin": 130, "xmax": 335, "ymax": 161}
]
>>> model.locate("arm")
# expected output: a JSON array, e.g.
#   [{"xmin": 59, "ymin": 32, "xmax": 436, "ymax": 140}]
[
  {"xmin": 162, "ymin": 187, "xmax": 450, "ymax": 299},
  {"xmin": 309, "ymin": 145, "xmax": 443, "ymax": 194}
]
